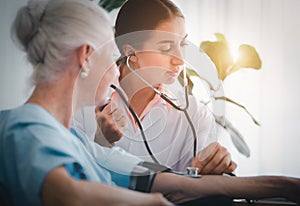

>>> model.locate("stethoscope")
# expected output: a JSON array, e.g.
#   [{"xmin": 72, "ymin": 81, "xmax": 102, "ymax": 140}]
[
  {"xmin": 111, "ymin": 83, "xmax": 257, "ymax": 203},
  {"xmin": 113, "ymin": 55, "xmax": 253, "ymax": 189},
  {"xmin": 111, "ymin": 53, "xmax": 198, "ymax": 165},
  {"xmin": 112, "ymin": 55, "xmax": 259, "ymax": 204}
]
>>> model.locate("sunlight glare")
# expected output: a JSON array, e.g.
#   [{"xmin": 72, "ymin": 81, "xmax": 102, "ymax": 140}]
[{"xmin": 229, "ymin": 44, "xmax": 240, "ymax": 63}]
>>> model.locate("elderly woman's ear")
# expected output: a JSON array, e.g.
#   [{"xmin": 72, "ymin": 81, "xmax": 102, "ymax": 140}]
[{"xmin": 78, "ymin": 44, "xmax": 94, "ymax": 68}]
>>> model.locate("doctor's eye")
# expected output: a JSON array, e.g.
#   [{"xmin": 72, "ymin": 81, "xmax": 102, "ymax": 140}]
[{"xmin": 159, "ymin": 43, "xmax": 173, "ymax": 53}]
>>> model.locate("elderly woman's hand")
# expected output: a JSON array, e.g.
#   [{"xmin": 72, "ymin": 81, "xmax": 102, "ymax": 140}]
[{"xmin": 94, "ymin": 102, "xmax": 127, "ymax": 147}]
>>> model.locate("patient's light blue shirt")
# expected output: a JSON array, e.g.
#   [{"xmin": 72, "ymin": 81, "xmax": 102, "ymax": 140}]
[{"xmin": 0, "ymin": 104, "xmax": 139, "ymax": 206}]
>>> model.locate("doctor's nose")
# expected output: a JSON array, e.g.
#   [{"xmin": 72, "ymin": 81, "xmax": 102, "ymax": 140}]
[
  {"xmin": 170, "ymin": 47, "xmax": 184, "ymax": 66},
  {"xmin": 171, "ymin": 54, "xmax": 184, "ymax": 66}
]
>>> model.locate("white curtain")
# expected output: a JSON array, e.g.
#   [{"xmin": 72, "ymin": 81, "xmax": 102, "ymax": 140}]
[{"xmin": 174, "ymin": 0, "xmax": 300, "ymax": 177}]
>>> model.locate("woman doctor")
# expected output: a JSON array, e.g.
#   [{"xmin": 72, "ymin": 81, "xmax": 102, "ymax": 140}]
[{"xmin": 93, "ymin": 0, "xmax": 237, "ymax": 174}]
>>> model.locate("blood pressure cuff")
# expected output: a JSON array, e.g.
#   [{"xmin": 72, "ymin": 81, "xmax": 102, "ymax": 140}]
[{"xmin": 129, "ymin": 161, "xmax": 172, "ymax": 193}]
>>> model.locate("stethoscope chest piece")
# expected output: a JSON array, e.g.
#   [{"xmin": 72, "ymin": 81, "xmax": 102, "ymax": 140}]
[{"xmin": 185, "ymin": 167, "xmax": 202, "ymax": 178}]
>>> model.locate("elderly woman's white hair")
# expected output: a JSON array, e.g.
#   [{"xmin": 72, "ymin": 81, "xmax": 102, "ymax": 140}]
[{"xmin": 11, "ymin": 0, "xmax": 113, "ymax": 84}]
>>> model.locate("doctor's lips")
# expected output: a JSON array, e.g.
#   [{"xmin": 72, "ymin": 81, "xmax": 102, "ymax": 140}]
[{"xmin": 167, "ymin": 69, "xmax": 181, "ymax": 77}]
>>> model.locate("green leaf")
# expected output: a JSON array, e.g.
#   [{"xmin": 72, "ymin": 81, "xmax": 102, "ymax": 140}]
[
  {"xmin": 227, "ymin": 44, "xmax": 262, "ymax": 76},
  {"xmin": 186, "ymin": 67, "xmax": 200, "ymax": 77},
  {"xmin": 214, "ymin": 115, "xmax": 251, "ymax": 157},
  {"xmin": 185, "ymin": 67, "xmax": 216, "ymax": 91},
  {"xmin": 99, "ymin": 0, "xmax": 126, "ymax": 12},
  {"xmin": 200, "ymin": 34, "xmax": 233, "ymax": 81},
  {"xmin": 178, "ymin": 70, "xmax": 194, "ymax": 95},
  {"xmin": 214, "ymin": 33, "xmax": 228, "ymax": 45}
]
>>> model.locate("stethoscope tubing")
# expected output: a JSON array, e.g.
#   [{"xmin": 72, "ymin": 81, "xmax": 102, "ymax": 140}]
[
  {"xmin": 110, "ymin": 84, "xmax": 160, "ymax": 164},
  {"xmin": 121, "ymin": 55, "xmax": 198, "ymax": 162}
]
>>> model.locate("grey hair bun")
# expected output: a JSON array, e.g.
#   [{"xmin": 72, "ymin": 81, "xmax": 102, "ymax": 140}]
[
  {"xmin": 11, "ymin": 0, "xmax": 112, "ymax": 84},
  {"xmin": 12, "ymin": 0, "xmax": 48, "ymax": 52}
]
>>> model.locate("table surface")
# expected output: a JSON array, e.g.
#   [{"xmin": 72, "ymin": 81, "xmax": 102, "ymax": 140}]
[{"xmin": 234, "ymin": 198, "xmax": 297, "ymax": 206}]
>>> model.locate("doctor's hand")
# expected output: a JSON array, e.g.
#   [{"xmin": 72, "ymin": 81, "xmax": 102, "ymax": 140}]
[
  {"xmin": 190, "ymin": 142, "xmax": 237, "ymax": 175},
  {"xmin": 95, "ymin": 102, "xmax": 128, "ymax": 147}
]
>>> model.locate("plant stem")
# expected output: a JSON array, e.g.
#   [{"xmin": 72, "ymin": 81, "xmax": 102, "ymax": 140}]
[{"xmin": 215, "ymin": 96, "xmax": 261, "ymax": 126}]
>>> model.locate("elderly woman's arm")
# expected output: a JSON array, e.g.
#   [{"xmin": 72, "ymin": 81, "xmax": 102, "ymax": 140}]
[{"xmin": 41, "ymin": 166, "xmax": 172, "ymax": 206}]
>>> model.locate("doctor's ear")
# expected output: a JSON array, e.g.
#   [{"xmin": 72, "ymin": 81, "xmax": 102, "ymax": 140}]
[{"xmin": 123, "ymin": 44, "xmax": 137, "ymax": 62}]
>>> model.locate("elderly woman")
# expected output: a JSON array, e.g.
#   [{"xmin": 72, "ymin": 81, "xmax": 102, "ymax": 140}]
[{"xmin": 0, "ymin": 0, "xmax": 170, "ymax": 205}]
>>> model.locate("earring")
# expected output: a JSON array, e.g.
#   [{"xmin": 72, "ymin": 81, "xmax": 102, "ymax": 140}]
[
  {"xmin": 80, "ymin": 71, "xmax": 88, "ymax": 79},
  {"xmin": 80, "ymin": 64, "xmax": 90, "ymax": 79}
]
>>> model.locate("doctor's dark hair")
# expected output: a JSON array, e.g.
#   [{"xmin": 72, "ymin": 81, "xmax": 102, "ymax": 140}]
[
  {"xmin": 11, "ymin": 0, "xmax": 111, "ymax": 84},
  {"xmin": 115, "ymin": 0, "xmax": 184, "ymax": 63}
]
